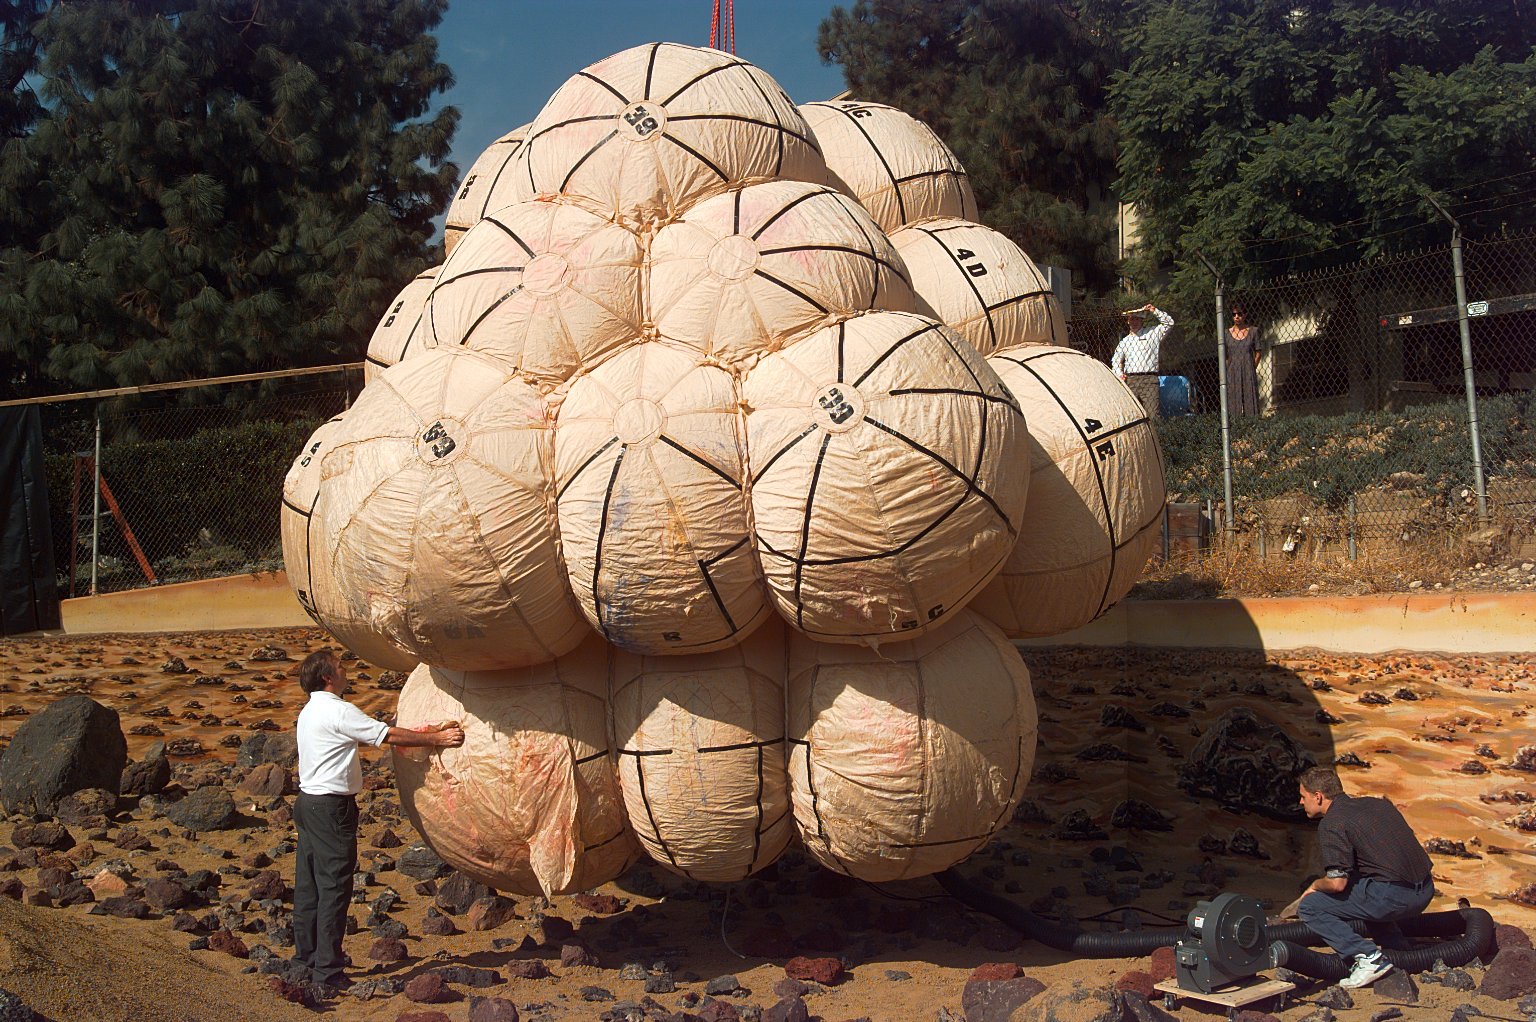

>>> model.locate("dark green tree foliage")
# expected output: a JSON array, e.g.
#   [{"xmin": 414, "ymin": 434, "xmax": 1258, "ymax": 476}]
[
  {"xmin": 0, "ymin": 0, "xmax": 458, "ymax": 397},
  {"xmin": 819, "ymin": 0, "xmax": 1122, "ymax": 292},
  {"xmin": 1112, "ymin": 0, "xmax": 1536, "ymax": 300}
]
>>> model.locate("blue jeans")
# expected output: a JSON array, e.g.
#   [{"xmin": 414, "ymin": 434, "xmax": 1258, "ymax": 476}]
[{"xmin": 1299, "ymin": 876, "xmax": 1433, "ymax": 959}]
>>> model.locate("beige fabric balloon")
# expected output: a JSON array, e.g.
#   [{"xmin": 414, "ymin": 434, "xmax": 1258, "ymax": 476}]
[
  {"xmin": 799, "ymin": 100, "xmax": 977, "ymax": 233},
  {"xmin": 280, "ymin": 413, "xmax": 348, "ymax": 626},
  {"xmin": 443, "ymin": 124, "xmax": 531, "ymax": 257},
  {"xmin": 786, "ymin": 610, "xmax": 1037, "ymax": 881},
  {"xmin": 393, "ymin": 644, "xmax": 639, "ymax": 897},
  {"xmin": 743, "ymin": 311, "xmax": 1028, "ymax": 643},
  {"xmin": 502, "ymin": 42, "xmax": 826, "ymax": 221},
  {"xmin": 891, "ymin": 218, "xmax": 1067, "ymax": 354},
  {"xmin": 309, "ymin": 348, "xmax": 587, "ymax": 671},
  {"xmin": 423, "ymin": 197, "xmax": 644, "ymax": 390},
  {"xmin": 556, "ymin": 341, "xmax": 768, "ymax": 654},
  {"xmin": 649, "ymin": 179, "xmax": 920, "ymax": 367},
  {"xmin": 610, "ymin": 622, "xmax": 791, "ymax": 881},
  {"xmin": 364, "ymin": 267, "xmax": 439, "ymax": 385},
  {"xmin": 972, "ymin": 346, "xmax": 1166, "ymax": 638}
]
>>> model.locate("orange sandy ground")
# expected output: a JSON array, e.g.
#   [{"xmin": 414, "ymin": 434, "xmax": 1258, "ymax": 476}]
[{"xmin": 0, "ymin": 628, "xmax": 1532, "ymax": 1022}]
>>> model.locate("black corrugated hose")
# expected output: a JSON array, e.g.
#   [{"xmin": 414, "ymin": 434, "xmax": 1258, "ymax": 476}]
[{"xmin": 935, "ymin": 868, "xmax": 1494, "ymax": 977}]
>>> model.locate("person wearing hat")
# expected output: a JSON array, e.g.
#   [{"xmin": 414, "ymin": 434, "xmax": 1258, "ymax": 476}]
[{"xmin": 1111, "ymin": 302, "xmax": 1175, "ymax": 419}]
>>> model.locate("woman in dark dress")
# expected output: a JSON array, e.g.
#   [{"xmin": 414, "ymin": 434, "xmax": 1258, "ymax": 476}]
[{"xmin": 1225, "ymin": 304, "xmax": 1262, "ymax": 415}]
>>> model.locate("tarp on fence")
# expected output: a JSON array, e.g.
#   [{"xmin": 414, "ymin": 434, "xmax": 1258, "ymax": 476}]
[{"xmin": 0, "ymin": 406, "xmax": 61, "ymax": 634}]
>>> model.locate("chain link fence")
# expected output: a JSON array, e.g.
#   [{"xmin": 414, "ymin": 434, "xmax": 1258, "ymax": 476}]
[
  {"xmin": 1071, "ymin": 226, "xmax": 1536, "ymax": 562},
  {"xmin": 23, "ymin": 369, "xmax": 360, "ymax": 597}
]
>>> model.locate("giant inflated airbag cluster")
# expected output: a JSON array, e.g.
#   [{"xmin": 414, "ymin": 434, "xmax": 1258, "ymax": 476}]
[{"xmin": 281, "ymin": 43, "xmax": 1164, "ymax": 895}]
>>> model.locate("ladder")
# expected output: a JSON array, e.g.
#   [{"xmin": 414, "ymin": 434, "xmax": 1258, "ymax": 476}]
[{"xmin": 68, "ymin": 452, "xmax": 156, "ymax": 596}]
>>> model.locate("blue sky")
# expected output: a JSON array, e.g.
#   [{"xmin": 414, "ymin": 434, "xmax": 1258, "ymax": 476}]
[{"xmin": 432, "ymin": 0, "xmax": 849, "ymax": 177}]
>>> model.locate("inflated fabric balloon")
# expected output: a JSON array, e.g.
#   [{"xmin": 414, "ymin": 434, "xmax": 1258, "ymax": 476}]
[
  {"xmin": 799, "ymin": 100, "xmax": 977, "ymax": 233},
  {"xmin": 393, "ymin": 645, "xmax": 639, "ymax": 896},
  {"xmin": 743, "ymin": 311, "xmax": 1028, "ymax": 642},
  {"xmin": 364, "ymin": 267, "xmax": 439, "ymax": 385},
  {"xmin": 309, "ymin": 348, "xmax": 587, "ymax": 671},
  {"xmin": 504, "ymin": 42, "xmax": 826, "ymax": 220},
  {"xmin": 610, "ymin": 622, "xmax": 791, "ymax": 881},
  {"xmin": 423, "ymin": 197, "xmax": 644, "ymax": 390},
  {"xmin": 972, "ymin": 346, "xmax": 1166, "ymax": 638},
  {"xmin": 786, "ymin": 610, "xmax": 1036, "ymax": 881},
  {"xmin": 443, "ymin": 124, "xmax": 531, "ymax": 257},
  {"xmin": 556, "ymin": 342, "xmax": 767, "ymax": 654},
  {"xmin": 649, "ymin": 179, "xmax": 920, "ymax": 366},
  {"xmin": 280, "ymin": 414, "xmax": 347, "ymax": 625},
  {"xmin": 891, "ymin": 218, "xmax": 1067, "ymax": 354}
]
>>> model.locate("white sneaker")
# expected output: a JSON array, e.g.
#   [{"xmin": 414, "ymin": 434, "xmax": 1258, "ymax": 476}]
[{"xmin": 1340, "ymin": 950, "xmax": 1393, "ymax": 989}]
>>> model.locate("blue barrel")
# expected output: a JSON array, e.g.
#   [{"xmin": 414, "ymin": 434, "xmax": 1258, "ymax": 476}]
[{"xmin": 1158, "ymin": 374, "xmax": 1192, "ymax": 416}]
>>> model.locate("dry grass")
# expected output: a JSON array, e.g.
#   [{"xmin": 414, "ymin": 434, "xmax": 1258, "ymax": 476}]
[{"xmin": 1133, "ymin": 544, "xmax": 1474, "ymax": 599}]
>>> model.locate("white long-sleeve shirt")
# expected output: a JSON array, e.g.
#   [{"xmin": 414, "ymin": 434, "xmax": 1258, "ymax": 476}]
[
  {"xmin": 297, "ymin": 690, "xmax": 389, "ymax": 795},
  {"xmin": 1111, "ymin": 307, "xmax": 1175, "ymax": 375}
]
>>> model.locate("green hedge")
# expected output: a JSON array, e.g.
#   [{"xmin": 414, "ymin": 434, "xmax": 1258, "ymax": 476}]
[
  {"xmin": 1158, "ymin": 393, "xmax": 1536, "ymax": 509},
  {"xmin": 45, "ymin": 418, "xmax": 319, "ymax": 587}
]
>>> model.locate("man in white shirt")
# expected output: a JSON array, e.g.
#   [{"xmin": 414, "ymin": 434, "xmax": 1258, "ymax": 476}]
[
  {"xmin": 1111, "ymin": 303, "xmax": 1175, "ymax": 419},
  {"xmin": 293, "ymin": 649, "xmax": 464, "ymax": 990}
]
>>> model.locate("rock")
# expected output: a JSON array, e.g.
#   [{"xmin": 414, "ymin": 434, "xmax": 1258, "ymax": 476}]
[
  {"xmin": 1314, "ymin": 985, "xmax": 1354, "ymax": 1009},
  {"xmin": 404, "ymin": 973, "xmax": 452, "ymax": 1004},
  {"xmin": 1372, "ymin": 968, "xmax": 1418, "ymax": 1003},
  {"xmin": 504, "ymin": 960, "xmax": 551, "ymax": 980},
  {"xmin": 1295, "ymin": 1010, "xmax": 1333, "ymax": 1022},
  {"xmin": 1115, "ymin": 971, "xmax": 1156, "ymax": 999},
  {"xmin": 970, "ymin": 964, "xmax": 1022, "ymax": 982},
  {"xmin": 465, "ymin": 895, "xmax": 516, "ymax": 931},
  {"xmin": 86, "ymin": 870, "xmax": 132, "ymax": 899},
  {"xmin": 0, "ymin": 988, "xmax": 43, "ymax": 1022},
  {"xmin": 763, "ymin": 996, "xmax": 809, "ymax": 1022},
  {"xmin": 1148, "ymin": 946, "xmax": 1176, "ymax": 983},
  {"xmin": 247, "ymin": 869, "xmax": 286, "ymax": 901},
  {"xmin": 1480, "ymin": 947, "xmax": 1536, "ymax": 1000},
  {"xmin": 238, "ymin": 763, "xmax": 290, "ymax": 797},
  {"xmin": 1440, "ymin": 969, "xmax": 1477, "ymax": 991},
  {"xmin": 578, "ymin": 986, "xmax": 614, "ymax": 1002},
  {"xmin": 1110, "ymin": 800, "xmax": 1174, "ymax": 831},
  {"xmin": 55, "ymin": 788, "xmax": 118, "ymax": 825},
  {"xmin": 11, "ymin": 822, "xmax": 73, "ymax": 851},
  {"xmin": 961, "ymin": 973, "xmax": 1047, "ymax": 1022},
  {"xmin": 398, "ymin": 843, "xmax": 451, "ymax": 880},
  {"xmin": 785, "ymin": 956, "xmax": 844, "ymax": 985},
  {"xmin": 419, "ymin": 909, "xmax": 457, "ymax": 936},
  {"xmin": 371, "ymin": 827, "xmax": 403, "ymax": 849},
  {"xmin": 573, "ymin": 892, "xmax": 623, "ymax": 914},
  {"xmin": 1368, "ymin": 1010, "xmax": 1402, "ymax": 1022},
  {"xmin": 1178, "ymin": 707, "xmax": 1314, "ymax": 818},
  {"xmin": 645, "ymin": 972, "xmax": 677, "ymax": 994},
  {"xmin": 468, "ymin": 996, "xmax": 520, "ymax": 1022},
  {"xmin": 432, "ymin": 966, "xmax": 500, "ymax": 988},
  {"xmin": 369, "ymin": 937, "xmax": 408, "ymax": 962},
  {"xmin": 705, "ymin": 975, "xmax": 743, "ymax": 996},
  {"xmin": 1425, "ymin": 838, "xmax": 1481, "ymax": 859},
  {"xmin": 100, "ymin": 895, "xmax": 150, "ymax": 918},
  {"xmin": 165, "ymin": 786, "xmax": 239, "ymax": 832},
  {"xmin": 207, "ymin": 929, "xmax": 249, "ymax": 958},
  {"xmin": 1494, "ymin": 924, "xmax": 1532, "ymax": 951},
  {"xmin": 0, "ymin": 696, "xmax": 127, "ymax": 814},
  {"xmin": 1054, "ymin": 808, "xmax": 1108, "ymax": 840},
  {"xmin": 235, "ymin": 732, "xmax": 298, "ymax": 771},
  {"xmin": 434, "ymin": 872, "xmax": 490, "ymax": 915},
  {"xmin": 1228, "ymin": 827, "xmax": 1268, "ymax": 859},
  {"xmin": 561, "ymin": 943, "xmax": 599, "ymax": 968}
]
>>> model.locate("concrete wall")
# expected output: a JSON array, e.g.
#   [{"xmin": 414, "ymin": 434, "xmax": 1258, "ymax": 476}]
[{"xmin": 49, "ymin": 573, "xmax": 1536, "ymax": 655}]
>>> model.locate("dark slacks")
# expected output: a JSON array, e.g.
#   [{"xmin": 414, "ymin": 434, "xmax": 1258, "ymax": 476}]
[
  {"xmin": 1299, "ymin": 876, "xmax": 1433, "ymax": 960},
  {"xmin": 293, "ymin": 791, "xmax": 358, "ymax": 985}
]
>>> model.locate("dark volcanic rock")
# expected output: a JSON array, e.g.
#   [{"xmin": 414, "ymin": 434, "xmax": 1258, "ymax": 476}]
[
  {"xmin": 784, "ymin": 956, "xmax": 844, "ymax": 985},
  {"xmin": 398, "ymin": 843, "xmax": 451, "ymax": 880},
  {"xmin": 468, "ymin": 996, "xmax": 520, "ymax": 1022},
  {"xmin": 120, "ymin": 741, "xmax": 171, "ymax": 797},
  {"xmin": 403, "ymin": 973, "xmax": 452, "ymax": 1004},
  {"xmin": 1178, "ymin": 707, "xmax": 1314, "ymax": 818},
  {"xmin": 0, "ymin": 988, "xmax": 43, "ymax": 1022},
  {"xmin": 11, "ymin": 822, "xmax": 73, "ymax": 851},
  {"xmin": 164, "ymin": 786, "xmax": 239, "ymax": 832},
  {"xmin": 1480, "ymin": 946, "xmax": 1536, "ymax": 1000},
  {"xmin": 1110, "ymin": 799, "xmax": 1174, "ymax": 831},
  {"xmin": 503, "ymin": 960, "xmax": 550, "ymax": 980},
  {"xmin": 55, "ymin": 788, "xmax": 117, "ymax": 825},
  {"xmin": 432, "ymin": 966, "xmax": 501, "ymax": 988},
  {"xmin": 1372, "ymin": 968, "xmax": 1418, "ymax": 1003},
  {"xmin": 962, "ymin": 973, "xmax": 1047, "ymax": 1022},
  {"xmin": 0, "ymin": 696, "xmax": 127, "ymax": 814},
  {"xmin": 237, "ymin": 763, "xmax": 290, "ymax": 797},
  {"xmin": 433, "ymin": 872, "xmax": 489, "ymax": 915},
  {"xmin": 235, "ymin": 732, "xmax": 298, "ymax": 771},
  {"xmin": 762, "ymin": 996, "xmax": 809, "ymax": 1022}
]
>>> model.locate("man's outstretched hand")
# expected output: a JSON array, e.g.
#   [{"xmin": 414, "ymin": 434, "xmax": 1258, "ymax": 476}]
[{"xmin": 425, "ymin": 719, "xmax": 465, "ymax": 748}]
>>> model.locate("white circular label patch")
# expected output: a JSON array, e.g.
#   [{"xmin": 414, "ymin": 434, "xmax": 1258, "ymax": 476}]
[
  {"xmin": 811, "ymin": 384, "xmax": 864, "ymax": 434},
  {"xmin": 416, "ymin": 417, "xmax": 468, "ymax": 465},
  {"xmin": 617, "ymin": 101, "xmax": 668, "ymax": 143},
  {"xmin": 614, "ymin": 398, "xmax": 665, "ymax": 446}
]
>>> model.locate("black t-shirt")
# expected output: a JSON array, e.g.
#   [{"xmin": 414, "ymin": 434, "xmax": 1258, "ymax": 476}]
[{"xmin": 1317, "ymin": 793, "xmax": 1432, "ymax": 885}]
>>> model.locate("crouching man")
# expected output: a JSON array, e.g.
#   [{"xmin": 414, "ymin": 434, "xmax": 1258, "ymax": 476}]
[
  {"xmin": 1280, "ymin": 766, "xmax": 1434, "ymax": 989},
  {"xmin": 293, "ymin": 648, "xmax": 465, "ymax": 990}
]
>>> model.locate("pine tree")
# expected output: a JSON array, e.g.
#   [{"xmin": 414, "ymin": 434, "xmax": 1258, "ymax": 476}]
[
  {"xmin": 0, "ymin": 0, "xmax": 458, "ymax": 397},
  {"xmin": 1111, "ymin": 0, "xmax": 1536, "ymax": 301},
  {"xmin": 819, "ymin": 0, "xmax": 1124, "ymax": 293}
]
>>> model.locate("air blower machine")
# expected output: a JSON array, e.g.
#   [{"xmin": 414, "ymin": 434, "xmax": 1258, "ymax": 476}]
[{"xmin": 1175, "ymin": 893, "xmax": 1271, "ymax": 993}]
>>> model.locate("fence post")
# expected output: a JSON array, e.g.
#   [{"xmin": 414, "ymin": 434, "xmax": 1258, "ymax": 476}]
[
  {"xmin": 90, "ymin": 405, "xmax": 102, "ymax": 596},
  {"xmin": 1425, "ymin": 195, "xmax": 1490, "ymax": 526},
  {"xmin": 1199, "ymin": 255, "xmax": 1236, "ymax": 542}
]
